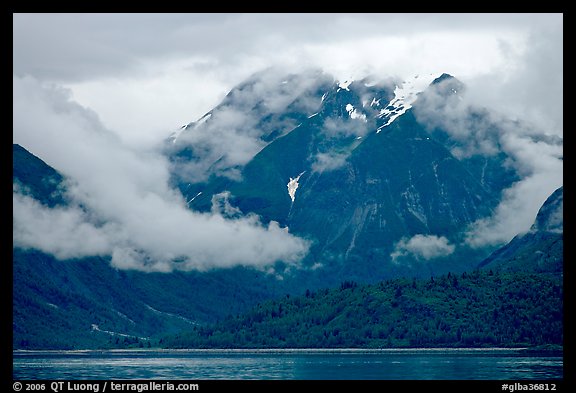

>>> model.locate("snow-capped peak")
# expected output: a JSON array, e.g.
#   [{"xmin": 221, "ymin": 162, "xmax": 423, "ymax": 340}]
[{"xmin": 376, "ymin": 73, "xmax": 440, "ymax": 133}]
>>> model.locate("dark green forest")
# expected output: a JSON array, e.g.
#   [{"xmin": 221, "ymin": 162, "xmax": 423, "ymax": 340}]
[{"xmin": 161, "ymin": 270, "xmax": 562, "ymax": 349}]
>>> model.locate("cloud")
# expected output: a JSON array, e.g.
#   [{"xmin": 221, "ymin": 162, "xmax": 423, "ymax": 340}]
[
  {"xmin": 311, "ymin": 151, "xmax": 350, "ymax": 173},
  {"xmin": 12, "ymin": 75, "xmax": 309, "ymax": 272},
  {"xmin": 171, "ymin": 107, "xmax": 265, "ymax": 182},
  {"xmin": 391, "ymin": 234, "xmax": 455, "ymax": 261},
  {"xmin": 413, "ymin": 74, "xmax": 563, "ymax": 248},
  {"xmin": 170, "ymin": 67, "xmax": 331, "ymax": 182},
  {"xmin": 464, "ymin": 135, "xmax": 563, "ymax": 247},
  {"xmin": 12, "ymin": 13, "xmax": 562, "ymax": 258},
  {"xmin": 321, "ymin": 116, "xmax": 370, "ymax": 139},
  {"xmin": 14, "ymin": 13, "xmax": 555, "ymax": 83},
  {"xmin": 13, "ymin": 14, "xmax": 560, "ymax": 149},
  {"xmin": 13, "ymin": 190, "xmax": 115, "ymax": 260},
  {"xmin": 463, "ymin": 20, "xmax": 563, "ymax": 137},
  {"xmin": 306, "ymin": 110, "xmax": 371, "ymax": 173}
]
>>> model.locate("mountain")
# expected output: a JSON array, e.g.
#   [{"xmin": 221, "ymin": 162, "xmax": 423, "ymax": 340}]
[
  {"xmin": 166, "ymin": 68, "xmax": 335, "ymax": 185},
  {"xmin": 478, "ymin": 186, "xmax": 563, "ymax": 273},
  {"xmin": 12, "ymin": 68, "xmax": 562, "ymax": 349},
  {"xmin": 13, "ymin": 246, "xmax": 283, "ymax": 349},
  {"xmin": 168, "ymin": 70, "xmax": 522, "ymax": 287},
  {"xmin": 13, "ymin": 143, "xmax": 66, "ymax": 207}
]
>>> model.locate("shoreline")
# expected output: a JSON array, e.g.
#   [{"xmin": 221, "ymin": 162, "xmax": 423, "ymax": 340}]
[{"xmin": 13, "ymin": 346, "xmax": 562, "ymax": 355}]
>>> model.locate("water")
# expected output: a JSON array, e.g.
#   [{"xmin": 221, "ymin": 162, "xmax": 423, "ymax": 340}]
[{"xmin": 13, "ymin": 349, "xmax": 563, "ymax": 380}]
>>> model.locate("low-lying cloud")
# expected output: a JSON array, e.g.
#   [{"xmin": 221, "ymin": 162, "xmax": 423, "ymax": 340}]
[
  {"xmin": 309, "ymin": 110, "xmax": 370, "ymax": 173},
  {"xmin": 13, "ymin": 188, "xmax": 115, "ymax": 260},
  {"xmin": 311, "ymin": 151, "xmax": 350, "ymax": 173},
  {"xmin": 13, "ymin": 75, "xmax": 309, "ymax": 272},
  {"xmin": 391, "ymin": 234, "xmax": 455, "ymax": 261},
  {"xmin": 321, "ymin": 115, "xmax": 370, "ymax": 139}
]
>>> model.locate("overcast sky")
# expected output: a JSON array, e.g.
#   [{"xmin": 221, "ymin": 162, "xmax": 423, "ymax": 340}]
[
  {"xmin": 12, "ymin": 13, "xmax": 563, "ymax": 272},
  {"xmin": 14, "ymin": 13, "xmax": 562, "ymax": 147}
]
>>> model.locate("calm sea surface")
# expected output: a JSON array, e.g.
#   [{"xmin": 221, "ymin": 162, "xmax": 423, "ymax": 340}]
[{"xmin": 12, "ymin": 349, "xmax": 563, "ymax": 380}]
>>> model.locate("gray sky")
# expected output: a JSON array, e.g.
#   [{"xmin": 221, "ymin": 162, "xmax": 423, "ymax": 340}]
[
  {"xmin": 12, "ymin": 13, "xmax": 563, "ymax": 271},
  {"xmin": 13, "ymin": 13, "xmax": 563, "ymax": 147}
]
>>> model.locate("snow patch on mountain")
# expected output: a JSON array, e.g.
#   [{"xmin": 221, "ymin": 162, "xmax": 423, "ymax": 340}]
[
  {"xmin": 377, "ymin": 73, "xmax": 440, "ymax": 133},
  {"xmin": 187, "ymin": 192, "xmax": 202, "ymax": 206},
  {"xmin": 338, "ymin": 80, "xmax": 353, "ymax": 91},
  {"xmin": 287, "ymin": 172, "xmax": 305, "ymax": 202}
]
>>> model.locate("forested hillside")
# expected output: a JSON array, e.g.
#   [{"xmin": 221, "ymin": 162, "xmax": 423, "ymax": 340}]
[{"xmin": 162, "ymin": 270, "xmax": 562, "ymax": 349}]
